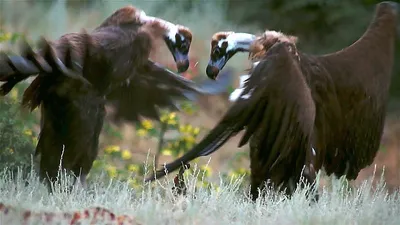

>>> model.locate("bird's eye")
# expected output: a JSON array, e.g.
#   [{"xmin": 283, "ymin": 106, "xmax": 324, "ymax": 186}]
[
  {"xmin": 180, "ymin": 41, "xmax": 187, "ymax": 50},
  {"xmin": 179, "ymin": 40, "xmax": 189, "ymax": 53}
]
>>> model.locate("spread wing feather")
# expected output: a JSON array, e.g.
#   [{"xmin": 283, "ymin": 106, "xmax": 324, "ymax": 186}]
[
  {"xmin": 145, "ymin": 42, "xmax": 316, "ymax": 182},
  {"xmin": 106, "ymin": 60, "xmax": 207, "ymax": 123}
]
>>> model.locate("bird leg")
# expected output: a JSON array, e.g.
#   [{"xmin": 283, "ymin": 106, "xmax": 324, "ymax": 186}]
[{"xmin": 172, "ymin": 163, "xmax": 190, "ymax": 197}]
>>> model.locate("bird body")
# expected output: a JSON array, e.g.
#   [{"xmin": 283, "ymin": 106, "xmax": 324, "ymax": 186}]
[
  {"xmin": 145, "ymin": 1, "xmax": 399, "ymax": 201},
  {"xmin": 0, "ymin": 5, "xmax": 200, "ymax": 191}
]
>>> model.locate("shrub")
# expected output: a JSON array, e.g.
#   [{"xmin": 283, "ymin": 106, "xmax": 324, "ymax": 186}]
[{"xmin": 0, "ymin": 30, "xmax": 38, "ymax": 175}]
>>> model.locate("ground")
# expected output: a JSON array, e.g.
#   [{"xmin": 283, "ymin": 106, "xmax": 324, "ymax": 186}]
[{"xmin": 0, "ymin": 168, "xmax": 399, "ymax": 225}]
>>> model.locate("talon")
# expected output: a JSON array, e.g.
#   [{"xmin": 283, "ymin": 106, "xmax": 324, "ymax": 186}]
[{"xmin": 172, "ymin": 162, "xmax": 190, "ymax": 197}]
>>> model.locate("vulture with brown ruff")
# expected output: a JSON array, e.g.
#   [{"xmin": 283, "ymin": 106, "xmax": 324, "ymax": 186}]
[
  {"xmin": 145, "ymin": 1, "xmax": 399, "ymax": 201},
  {"xmin": 0, "ymin": 5, "xmax": 204, "ymax": 191}
]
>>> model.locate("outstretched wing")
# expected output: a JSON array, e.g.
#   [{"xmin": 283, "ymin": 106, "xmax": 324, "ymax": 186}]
[
  {"xmin": 145, "ymin": 42, "xmax": 316, "ymax": 182},
  {"xmin": 182, "ymin": 67, "xmax": 234, "ymax": 101},
  {"xmin": 0, "ymin": 36, "xmax": 90, "ymax": 100},
  {"xmin": 106, "ymin": 60, "xmax": 207, "ymax": 123},
  {"xmin": 315, "ymin": 1, "xmax": 399, "ymax": 179}
]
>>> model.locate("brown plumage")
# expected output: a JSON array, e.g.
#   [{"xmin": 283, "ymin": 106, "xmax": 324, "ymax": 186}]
[
  {"xmin": 145, "ymin": 1, "xmax": 399, "ymax": 201},
  {"xmin": 0, "ymin": 5, "xmax": 202, "ymax": 191}
]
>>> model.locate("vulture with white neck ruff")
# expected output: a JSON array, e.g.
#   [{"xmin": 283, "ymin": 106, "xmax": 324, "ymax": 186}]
[
  {"xmin": 145, "ymin": 1, "xmax": 399, "ymax": 201},
  {"xmin": 0, "ymin": 5, "xmax": 204, "ymax": 191}
]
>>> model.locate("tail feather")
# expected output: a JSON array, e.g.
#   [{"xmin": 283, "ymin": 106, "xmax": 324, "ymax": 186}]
[
  {"xmin": 0, "ymin": 36, "xmax": 91, "ymax": 98},
  {"xmin": 0, "ymin": 54, "xmax": 43, "ymax": 96}
]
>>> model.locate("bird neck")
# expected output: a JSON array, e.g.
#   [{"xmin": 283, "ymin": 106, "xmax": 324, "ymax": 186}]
[
  {"xmin": 138, "ymin": 13, "xmax": 178, "ymax": 40},
  {"xmin": 228, "ymin": 33, "xmax": 257, "ymax": 52}
]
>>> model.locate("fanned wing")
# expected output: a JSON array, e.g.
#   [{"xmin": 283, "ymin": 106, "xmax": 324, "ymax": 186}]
[
  {"xmin": 145, "ymin": 42, "xmax": 316, "ymax": 182},
  {"xmin": 106, "ymin": 60, "xmax": 207, "ymax": 123},
  {"xmin": 182, "ymin": 68, "xmax": 234, "ymax": 101},
  {"xmin": 316, "ymin": 2, "xmax": 398, "ymax": 179},
  {"xmin": 0, "ymin": 36, "xmax": 90, "ymax": 103}
]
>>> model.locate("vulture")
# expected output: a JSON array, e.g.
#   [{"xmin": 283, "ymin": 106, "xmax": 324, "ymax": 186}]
[
  {"xmin": 0, "ymin": 5, "xmax": 205, "ymax": 191},
  {"xmin": 145, "ymin": 1, "xmax": 399, "ymax": 201}
]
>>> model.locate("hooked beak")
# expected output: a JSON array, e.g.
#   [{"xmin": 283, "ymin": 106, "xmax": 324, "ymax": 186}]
[
  {"xmin": 173, "ymin": 50, "xmax": 190, "ymax": 73},
  {"xmin": 206, "ymin": 56, "xmax": 226, "ymax": 80}
]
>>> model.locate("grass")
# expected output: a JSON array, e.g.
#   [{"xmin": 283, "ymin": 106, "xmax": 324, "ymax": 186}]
[
  {"xmin": 1, "ymin": 1, "xmax": 399, "ymax": 224},
  {"xmin": 0, "ymin": 165, "xmax": 399, "ymax": 225}
]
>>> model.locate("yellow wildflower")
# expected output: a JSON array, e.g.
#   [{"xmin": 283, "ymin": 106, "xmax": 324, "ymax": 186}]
[
  {"xmin": 8, "ymin": 148, "xmax": 14, "ymax": 154},
  {"xmin": 161, "ymin": 148, "xmax": 173, "ymax": 156},
  {"xmin": 185, "ymin": 124, "xmax": 193, "ymax": 133},
  {"xmin": 136, "ymin": 129, "xmax": 147, "ymax": 137},
  {"xmin": 193, "ymin": 127, "xmax": 200, "ymax": 135},
  {"xmin": 184, "ymin": 135, "xmax": 196, "ymax": 144},
  {"xmin": 160, "ymin": 114, "xmax": 168, "ymax": 123},
  {"xmin": 0, "ymin": 32, "xmax": 11, "ymax": 42},
  {"xmin": 105, "ymin": 145, "xmax": 120, "ymax": 154},
  {"xmin": 32, "ymin": 137, "xmax": 38, "ymax": 145},
  {"xmin": 141, "ymin": 119, "xmax": 153, "ymax": 130},
  {"xmin": 200, "ymin": 165, "xmax": 212, "ymax": 176},
  {"xmin": 179, "ymin": 125, "xmax": 186, "ymax": 133},
  {"xmin": 166, "ymin": 112, "xmax": 177, "ymax": 125},
  {"xmin": 10, "ymin": 89, "xmax": 18, "ymax": 101},
  {"xmin": 23, "ymin": 129, "xmax": 32, "ymax": 136},
  {"xmin": 167, "ymin": 118, "xmax": 177, "ymax": 125},
  {"xmin": 121, "ymin": 150, "xmax": 132, "ymax": 160},
  {"xmin": 92, "ymin": 160, "xmax": 101, "ymax": 168},
  {"xmin": 128, "ymin": 164, "xmax": 140, "ymax": 172},
  {"xmin": 169, "ymin": 112, "xmax": 176, "ymax": 120},
  {"xmin": 106, "ymin": 165, "xmax": 117, "ymax": 178},
  {"xmin": 238, "ymin": 168, "xmax": 250, "ymax": 176}
]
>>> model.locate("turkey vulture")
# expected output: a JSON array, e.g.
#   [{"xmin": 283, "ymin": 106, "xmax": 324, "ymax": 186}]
[
  {"xmin": 0, "ymin": 5, "xmax": 203, "ymax": 191},
  {"xmin": 145, "ymin": 1, "xmax": 399, "ymax": 201}
]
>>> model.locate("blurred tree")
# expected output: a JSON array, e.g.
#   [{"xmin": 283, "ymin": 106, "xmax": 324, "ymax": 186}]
[{"xmin": 65, "ymin": 0, "xmax": 98, "ymax": 11}]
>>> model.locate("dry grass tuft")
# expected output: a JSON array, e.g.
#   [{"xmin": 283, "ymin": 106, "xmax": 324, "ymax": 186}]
[{"xmin": 0, "ymin": 166, "xmax": 399, "ymax": 225}]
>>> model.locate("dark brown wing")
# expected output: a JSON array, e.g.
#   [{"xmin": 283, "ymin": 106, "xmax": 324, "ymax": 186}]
[
  {"xmin": 106, "ymin": 60, "xmax": 207, "ymax": 123},
  {"xmin": 316, "ymin": 1, "xmax": 398, "ymax": 179},
  {"xmin": 1, "ymin": 4, "xmax": 145, "ymax": 93},
  {"xmin": 145, "ymin": 42, "xmax": 316, "ymax": 182},
  {"xmin": 0, "ymin": 36, "xmax": 90, "ymax": 98},
  {"xmin": 1, "ymin": 23, "xmax": 151, "ymax": 109}
]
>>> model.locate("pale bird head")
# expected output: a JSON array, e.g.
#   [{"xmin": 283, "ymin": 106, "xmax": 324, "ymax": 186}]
[
  {"xmin": 163, "ymin": 26, "xmax": 192, "ymax": 73},
  {"xmin": 136, "ymin": 9, "xmax": 193, "ymax": 73},
  {"xmin": 206, "ymin": 32, "xmax": 256, "ymax": 80}
]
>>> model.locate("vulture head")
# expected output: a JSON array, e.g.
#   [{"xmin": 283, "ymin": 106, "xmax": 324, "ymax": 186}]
[
  {"xmin": 101, "ymin": 5, "xmax": 193, "ymax": 73},
  {"xmin": 162, "ymin": 26, "xmax": 192, "ymax": 73},
  {"xmin": 206, "ymin": 32, "xmax": 256, "ymax": 79},
  {"xmin": 135, "ymin": 9, "xmax": 192, "ymax": 73},
  {"xmin": 206, "ymin": 30, "xmax": 298, "ymax": 79}
]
